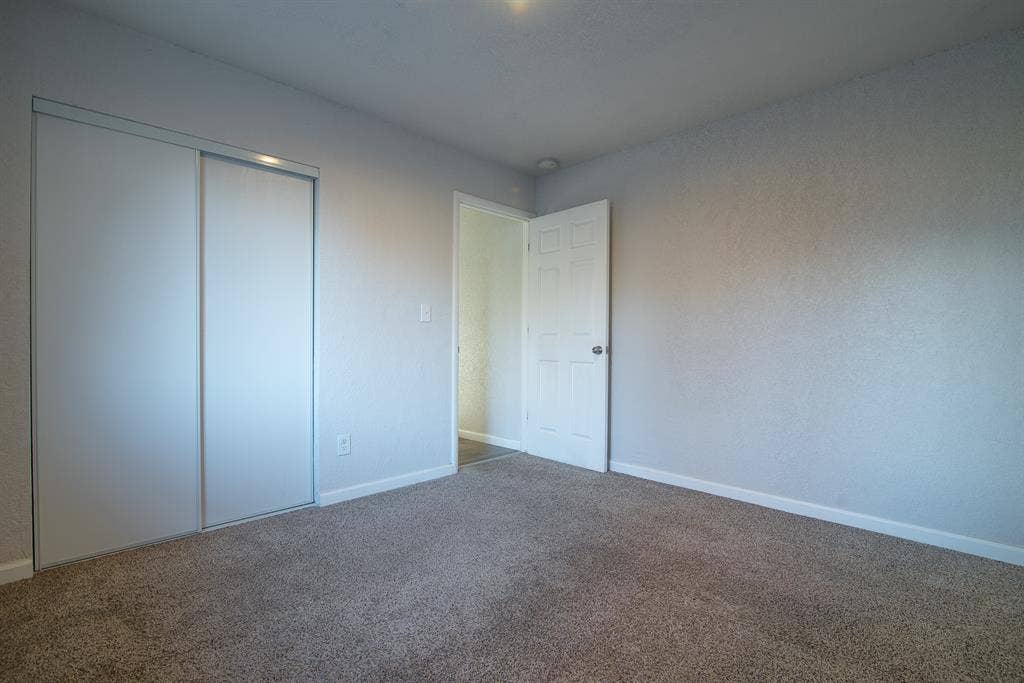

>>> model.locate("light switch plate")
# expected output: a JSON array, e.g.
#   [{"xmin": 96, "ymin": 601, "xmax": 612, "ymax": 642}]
[
  {"xmin": 419, "ymin": 304, "xmax": 431, "ymax": 322},
  {"xmin": 337, "ymin": 433, "xmax": 351, "ymax": 456}
]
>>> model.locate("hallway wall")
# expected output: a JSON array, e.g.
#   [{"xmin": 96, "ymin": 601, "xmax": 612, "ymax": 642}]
[{"xmin": 459, "ymin": 206, "xmax": 524, "ymax": 445}]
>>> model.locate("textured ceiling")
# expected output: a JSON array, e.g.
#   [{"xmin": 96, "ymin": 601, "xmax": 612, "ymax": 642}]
[{"xmin": 64, "ymin": 0, "xmax": 1024, "ymax": 174}]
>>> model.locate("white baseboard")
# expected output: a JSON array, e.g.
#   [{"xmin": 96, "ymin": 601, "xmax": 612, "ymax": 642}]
[
  {"xmin": 319, "ymin": 464, "xmax": 457, "ymax": 507},
  {"xmin": 0, "ymin": 558, "xmax": 33, "ymax": 585},
  {"xmin": 610, "ymin": 460, "xmax": 1024, "ymax": 567},
  {"xmin": 458, "ymin": 429, "xmax": 520, "ymax": 450}
]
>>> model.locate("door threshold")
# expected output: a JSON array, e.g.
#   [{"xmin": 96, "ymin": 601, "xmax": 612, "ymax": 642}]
[{"xmin": 459, "ymin": 450, "xmax": 522, "ymax": 470}]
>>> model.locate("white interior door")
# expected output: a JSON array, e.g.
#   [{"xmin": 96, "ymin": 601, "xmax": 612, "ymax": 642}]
[
  {"xmin": 34, "ymin": 114, "xmax": 200, "ymax": 568},
  {"xmin": 525, "ymin": 200, "xmax": 609, "ymax": 472},
  {"xmin": 201, "ymin": 156, "xmax": 314, "ymax": 527}
]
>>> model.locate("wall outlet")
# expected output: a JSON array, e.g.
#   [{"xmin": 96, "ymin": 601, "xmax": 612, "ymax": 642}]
[
  {"xmin": 336, "ymin": 433, "xmax": 351, "ymax": 456},
  {"xmin": 419, "ymin": 303, "xmax": 431, "ymax": 322}
]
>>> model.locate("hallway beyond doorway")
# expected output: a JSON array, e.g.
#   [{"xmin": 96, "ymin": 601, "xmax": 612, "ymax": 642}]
[{"xmin": 458, "ymin": 437, "xmax": 519, "ymax": 467}]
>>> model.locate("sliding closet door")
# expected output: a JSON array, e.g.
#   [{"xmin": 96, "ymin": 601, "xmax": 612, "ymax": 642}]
[
  {"xmin": 201, "ymin": 156, "xmax": 314, "ymax": 527},
  {"xmin": 34, "ymin": 114, "xmax": 199, "ymax": 568}
]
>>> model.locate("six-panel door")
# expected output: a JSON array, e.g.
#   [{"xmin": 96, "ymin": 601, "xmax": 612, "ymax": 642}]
[{"xmin": 525, "ymin": 200, "xmax": 610, "ymax": 472}]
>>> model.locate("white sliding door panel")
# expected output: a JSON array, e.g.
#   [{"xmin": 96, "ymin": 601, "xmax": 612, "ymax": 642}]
[
  {"xmin": 34, "ymin": 114, "xmax": 200, "ymax": 568},
  {"xmin": 526, "ymin": 200, "xmax": 609, "ymax": 472},
  {"xmin": 202, "ymin": 156, "xmax": 313, "ymax": 527}
]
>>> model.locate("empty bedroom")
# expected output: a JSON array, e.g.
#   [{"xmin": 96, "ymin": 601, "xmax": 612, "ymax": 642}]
[{"xmin": 1, "ymin": 0, "xmax": 1022, "ymax": 679}]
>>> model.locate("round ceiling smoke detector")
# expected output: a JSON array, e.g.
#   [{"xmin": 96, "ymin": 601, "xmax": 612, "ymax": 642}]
[{"xmin": 536, "ymin": 158, "xmax": 560, "ymax": 171}]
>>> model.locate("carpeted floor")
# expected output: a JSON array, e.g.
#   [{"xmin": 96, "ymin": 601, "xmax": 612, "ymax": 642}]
[{"xmin": 1, "ymin": 454, "xmax": 1022, "ymax": 680}]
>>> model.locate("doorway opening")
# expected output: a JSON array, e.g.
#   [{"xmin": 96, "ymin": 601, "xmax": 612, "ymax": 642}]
[
  {"xmin": 451, "ymin": 193, "xmax": 531, "ymax": 468},
  {"xmin": 451, "ymin": 193, "xmax": 611, "ymax": 473}
]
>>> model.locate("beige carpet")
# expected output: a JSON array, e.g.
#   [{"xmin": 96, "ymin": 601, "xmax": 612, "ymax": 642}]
[{"xmin": 1, "ymin": 454, "xmax": 1022, "ymax": 680}]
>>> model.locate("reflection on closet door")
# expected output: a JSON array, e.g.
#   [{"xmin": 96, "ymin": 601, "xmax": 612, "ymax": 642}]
[
  {"xmin": 34, "ymin": 114, "xmax": 200, "ymax": 568},
  {"xmin": 201, "ymin": 156, "xmax": 314, "ymax": 527}
]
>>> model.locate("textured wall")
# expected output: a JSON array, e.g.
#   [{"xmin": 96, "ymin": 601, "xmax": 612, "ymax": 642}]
[
  {"xmin": 458, "ymin": 207, "xmax": 523, "ymax": 442},
  {"xmin": 0, "ymin": 0, "xmax": 532, "ymax": 565},
  {"xmin": 537, "ymin": 30, "xmax": 1024, "ymax": 548}
]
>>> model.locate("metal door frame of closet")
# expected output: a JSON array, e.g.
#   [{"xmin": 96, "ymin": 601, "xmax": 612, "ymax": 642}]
[{"xmin": 31, "ymin": 97, "xmax": 321, "ymax": 568}]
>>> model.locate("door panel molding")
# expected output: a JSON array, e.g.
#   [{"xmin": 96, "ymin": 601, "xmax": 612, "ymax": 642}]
[{"xmin": 525, "ymin": 200, "xmax": 610, "ymax": 473}]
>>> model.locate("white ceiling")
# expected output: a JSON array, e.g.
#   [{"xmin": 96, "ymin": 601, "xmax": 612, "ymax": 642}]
[{"xmin": 65, "ymin": 0, "xmax": 1024, "ymax": 175}]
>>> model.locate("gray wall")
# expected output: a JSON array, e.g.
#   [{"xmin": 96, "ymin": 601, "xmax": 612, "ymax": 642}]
[
  {"xmin": 458, "ymin": 207, "xmax": 524, "ymax": 443},
  {"xmin": 537, "ymin": 30, "xmax": 1024, "ymax": 548},
  {"xmin": 0, "ymin": 0, "xmax": 533, "ymax": 565}
]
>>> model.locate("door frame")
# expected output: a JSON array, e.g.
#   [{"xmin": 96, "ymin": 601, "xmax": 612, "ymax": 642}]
[{"xmin": 450, "ymin": 191, "xmax": 533, "ymax": 468}]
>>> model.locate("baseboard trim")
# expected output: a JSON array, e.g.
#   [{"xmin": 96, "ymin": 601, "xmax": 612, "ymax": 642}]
[
  {"xmin": 319, "ymin": 464, "xmax": 457, "ymax": 507},
  {"xmin": 458, "ymin": 429, "xmax": 520, "ymax": 451},
  {"xmin": 0, "ymin": 558, "xmax": 33, "ymax": 585},
  {"xmin": 609, "ymin": 460, "xmax": 1024, "ymax": 567}
]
